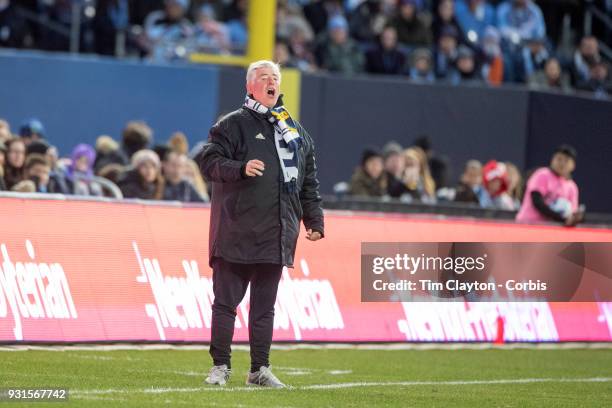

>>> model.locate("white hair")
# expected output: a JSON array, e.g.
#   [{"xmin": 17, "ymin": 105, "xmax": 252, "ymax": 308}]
[{"xmin": 246, "ymin": 60, "xmax": 281, "ymax": 84}]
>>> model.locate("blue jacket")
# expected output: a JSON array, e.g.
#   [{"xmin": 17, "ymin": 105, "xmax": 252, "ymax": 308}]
[
  {"xmin": 455, "ymin": 0, "xmax": 496, "ymax": 44},
  {"xmin": 496, "ymin": 0, "xmax": 546, "ymax": 43}
]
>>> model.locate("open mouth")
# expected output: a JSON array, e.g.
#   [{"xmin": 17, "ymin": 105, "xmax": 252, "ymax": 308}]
[{"xmin": 266, "ymin": 88, "xmax": 276, "ymax": 97}]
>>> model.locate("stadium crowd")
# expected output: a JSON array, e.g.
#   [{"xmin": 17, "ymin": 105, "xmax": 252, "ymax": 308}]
[
  {"xmin": 0, "ymin": 115, "xmax": 583, "ymax": 226},
  {"xmin": 343, "ymin": 138, "xmax": 583, "ymax": 225},
  {"xmin": 0, "ymin": 0, "xmax": 598, "ymax": 225},
  {"xmin": 0, "ymin": 0, "xmax": 611, "ymax": 96},
  {"xmin": 0, "ymin": 117, "xmax": 209, "ymax": 202}
]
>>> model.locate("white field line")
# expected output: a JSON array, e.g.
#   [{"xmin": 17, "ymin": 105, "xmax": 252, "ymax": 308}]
[
  {"xmin": 2, "ymin": 342, "xmax": 612, "ymax": 352},
  {"xmin": 69, "ymin": 377, "xmax": 612, "ymax": 396}
]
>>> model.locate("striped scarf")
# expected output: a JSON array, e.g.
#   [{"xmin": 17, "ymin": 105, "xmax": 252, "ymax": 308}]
[{"xmin": 243, "ymin": 95, "xmax": 301, "ymax": 193}]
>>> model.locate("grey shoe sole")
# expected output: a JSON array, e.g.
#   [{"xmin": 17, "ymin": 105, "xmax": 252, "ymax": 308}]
[
  {"xmin": 245, "ymin": 380, "xmax": 286, "ymax": 388},
  {"xmin": 205, "ymin": 377, "xmax": 228, "ymax": 386}
]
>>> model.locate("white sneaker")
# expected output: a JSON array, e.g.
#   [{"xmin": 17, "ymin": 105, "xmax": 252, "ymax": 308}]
[
  {"xmin": 246, "ymin": 365, "xmax": 286, "ymax": 388},
  {"xmin": 205, "ymin": 364, "xmax": 231, "ymax": 386}
]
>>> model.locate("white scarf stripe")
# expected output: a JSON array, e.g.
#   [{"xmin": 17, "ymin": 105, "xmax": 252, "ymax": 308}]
[{"xmin": 243, "ymin": 96, "xmax": 301, "ymax": 191}]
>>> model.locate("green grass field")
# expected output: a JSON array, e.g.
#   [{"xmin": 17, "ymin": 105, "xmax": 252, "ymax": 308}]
[{"xmin": 1, "ymin": 345, "xmax": 611, "ymax": 407}]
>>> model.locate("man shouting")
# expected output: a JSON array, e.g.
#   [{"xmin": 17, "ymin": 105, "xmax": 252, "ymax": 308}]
[{"xmin": 197, "ymin": 60, "xmax": 324, "ymax": 388}]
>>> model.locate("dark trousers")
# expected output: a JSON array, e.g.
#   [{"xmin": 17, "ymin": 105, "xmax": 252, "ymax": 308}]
[{"xmin": 209, "ymin": 257, "xmax": 283, "ymax": 373}]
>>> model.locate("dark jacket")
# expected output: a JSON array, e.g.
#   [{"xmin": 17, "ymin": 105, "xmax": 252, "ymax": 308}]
[
  {"xmin": 365, "ymin": 45, "xmax": 407, "ymax": 75},
  {"xmin": 454, "ymin": 182, "xmax": 480, "ymax": 205},
  {"xmin": 197, "ymin": 105, "xmax": 324, "ymax": 268},
  {"xmin": 388, "ymin": 15, "xmax": 432, "ymax": 47},
  {"xmin": 117, "ymin": 168, "xmax": 158, "ymax": 199},
  {"xmin": 349, "ymin": 167, "xmax": 387, "ymax": 197},
  {"xmin": 163, "ymin": 180, "xmax": 205, "ymax": 203}
]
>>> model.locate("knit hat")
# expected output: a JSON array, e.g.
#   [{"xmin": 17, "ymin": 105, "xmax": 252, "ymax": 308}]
[
  {"xmin": 19, "ymin": 118, "xmax": 45, "ymax": 138},
  {"xmin": 328, "ymin": 15, "xmax": 348, "ymax": 32},
  {"xmin": 381, "ymin": 141, "xmax": 403, "ymax": 159},
  {"xmin": 132, "ymin": 149, "xmax": 161, "ymax": 169},
  {"xmin": 457, "ymin": 45, "xmax": 474, "ymax": 59},
  {"xmin": 482, "ymin": 160, "xmax": 508, "ymax": 196},
  {"xmin": 361, "ymin": 148, "xmax": 382, "ymax": 166}
]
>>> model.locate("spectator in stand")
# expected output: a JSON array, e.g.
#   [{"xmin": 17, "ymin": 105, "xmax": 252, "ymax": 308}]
[
  {"xmin": 47, "ymin": 146, "xmax": 71, "ymax": 194},
  {"xmin": 0, "ymin": 0, "xmax": 30, "ymax": 49},
  {"xmin": 94, "ymin": 0, "xmax": 130, "ymax": 56},
  {"xmin": 94, "ymin": 135, "xmax": 128, "ymax": 173},
  {"xmin": 0, "ymin": 140, "xmax": 6, "ymax": 190},
  {"xmin": 277, "ymin": 0, "xmax": 314, "ymax": 44},
  {"xmin": 413, "ymin": 135, "xmax": 450, "ymax": 189},
  {"xmin": 184, "ymin": 157, "xmax": 209, "ymax": 200},
  {"xmin": 349, "ymin": 148, "xmax": 388, "ymax": 197},
  {"xmin": 287, "ymin": 26, "xmax": 318, "ymax": 72},
  {"xmin": 513, "ymin": 36, "xmax": 549, "ymax": 83},
  {"xmin": 23, "ymin": 153, "xmax": 51, "ymax": 193},
  {"xmin": 392, "ymin": 147, "xmax": 436, "ymax": 202},
  {"xmin": 454, "ymin": 159, "xmax": 488, "ymax": 205},
  {"xmin": 496, "ymin": 0, "xmax": 546, "ymax": 47},
  {"xmin": 0, "ymin": 119, "xmax": 11, "ymax": 143},
  {"xmin": 19, "ymin": 118, "xmax": 45, "ymax": 146},
  {"xmin": 193, "ymin": 4, "xmax": 230, "ymax": 54},
  {"xmin": 388, "ymin": 0, "xmax": 431, "ymax": 47},
  {"xmin": 348, "ymin": 0, "xmax": 387, "ymax": 44},
  {"xmin": 409, "ymin": 48, "xmax": 435, "ymax": 83},
  {"xmin": 168, "ymin": 131, "xmax": 189, "ymax": 155},
  {"xmin": 571, "ymin": 36, "xmax": 602, "ymax": 86},
  {"xmin": 432, "ymin": 0, "xmax": 465, "ymax": 45},
  {"xmin": 365, "ymin": 26, "xmax": 406, "ymax": 75},
  {"xmin": 516, "ymin": 145, "xmax": 582, "ymax": 226},
  {"xmin": 450, "ymin": 45, "xmax": 484, "ymax": 85},
  {"xmin": 317, "ymin": 15, "xmax": 364, "ymax": 74},
  {"xmin": 482, "ymin": 159, "xmax": 515, "ymax": 210},
  {"xmin": 434, "ymin": 25, "xmax": 459, "ymax": 79},
  {"xmin": 66, "ymin": 144, "xmax": 104, "ymax": 196},
  {"xmin": 480, "ymin": 27, "xmax": 504, "ymax": 85},
  {"xmin": 224, "ymin": 0, "xmax": 248, "ymax": 53},
  {"xmin": 505, "ymin": 161, "xmax": 523, "ymax": 209},
  {"xmin": 528, "ymin": 57, "xmax": 571, "ymax": 92},
  {"xmin": 122, "ymin": 120, "xmax": 153, "ymax": 160},
  {"xmin": 2, "ymin": 137, "xmax": 26, "ymax": 190},
  {"xmin": 118, "ymin": 149, "xmax": 164, "ymax": 200},
  {"xmin": 162, "ymin": 150, "xmax": 205, "ymax": 202},
  {"xmin": 144, "ymin": 0, "xmax": 194, "ymax": 61},
  {"xmin": 25, "ymin": 139, "xmax": 70, "ymax": 194},
  {"xmin": 303, "ymin": 0, "xmax": 343, "ymax": 36},
  {"xmin": 577, "ymin": 61, "xmax": 612, "ymax": 99},
  {"xmin": 381, "ymin": 141, "xmax": 406, "ymax": 198},
  {"xmin": 454, "ymin": 0, "xmax": 496, "ymax": 45},
  {"xmin": 275, "ymin": 40, "xmax": 296, "ymax": 69},
  {"xmin": 45, "ymin": 145, "xmax": 59, "ymax": 169}
]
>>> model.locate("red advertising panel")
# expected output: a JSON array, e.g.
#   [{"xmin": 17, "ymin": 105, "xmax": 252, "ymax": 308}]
[{"xmin": 0, "ymin": 196, "xmax": 611, "ymax": 342}]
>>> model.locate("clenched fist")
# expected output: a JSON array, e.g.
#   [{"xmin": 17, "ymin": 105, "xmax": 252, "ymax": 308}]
[
  {"xmin": 306, "ymin": 229, "xmax": 322, "ymax": 241},
  {"xmin": 244, "ymin": 159, "xmax": 265, "ymax": 177}
]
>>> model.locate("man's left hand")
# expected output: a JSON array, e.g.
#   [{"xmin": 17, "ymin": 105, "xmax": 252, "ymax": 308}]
[{"xmin": 306, "ymin": 229, "xmax": 322, "ymax": 241}]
